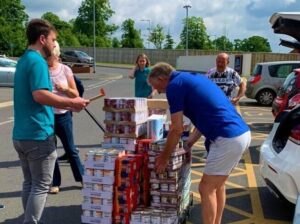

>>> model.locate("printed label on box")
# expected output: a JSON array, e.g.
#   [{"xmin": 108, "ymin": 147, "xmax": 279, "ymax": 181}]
[
  {"xmin": 82, "ymin": 189, "xmax": 113, "ymax": 199},
  {"xmin": 81, "ymin": 215, "xmax": 112, "ymax": 224},
  {"xmin": 84, "ymin": 161, "xmax": 115, "ymax": 170},
  {"xmin": 82, "ymin": 202, "xmax": 113, "ymax": 212},
  {"xmin": 83, "ymin": 175, "xmax": 114, "ymax": 185}
]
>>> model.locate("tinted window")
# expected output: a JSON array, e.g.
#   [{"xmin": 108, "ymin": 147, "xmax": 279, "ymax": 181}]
[
  {"xmin": 282, "ymin": 72, "xmax": 297, "ymax": 92},
  {"xmin": 251, "ymin": 64, "xmax": 262, "ymax": 76},
  {"xmin": 0, "ymin": 58, "xmax": 17, "ymax": 67},
  {"xmin": 77, "ymin": 51, "xmax": 89, "ymax": 57},
  {"xmin": 292, "ymin": 64, "xmax": 300, "ymax": 70},
  {"xmin": 269, "ymin": 64, "xmax": 294, "ymax": 78},
  {"xmin": 70, "ymin": 51, "xmax": 77, "ymax": 57},
  {"xmin": 64, "ymin": 51, "xmax": 71, "ymax": 56}
]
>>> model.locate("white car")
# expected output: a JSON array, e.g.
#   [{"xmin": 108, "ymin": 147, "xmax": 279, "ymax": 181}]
[
  {"xmin": 260, "ymin": 106, "xmax": 300, "ymax": 204},
  {"xmin": 0, "ymin": 57, "xmax": 17, "ymax": 87}
]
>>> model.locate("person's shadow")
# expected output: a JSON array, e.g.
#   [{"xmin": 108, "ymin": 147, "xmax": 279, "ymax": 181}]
[{"xmin": 3, "ymin": 205, "xmax": 82, "ymax": 224}]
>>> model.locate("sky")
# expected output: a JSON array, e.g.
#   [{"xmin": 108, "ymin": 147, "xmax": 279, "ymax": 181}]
[{"xmin": 22, "ymin": 0, "xmax": 300, "ymax": 53}]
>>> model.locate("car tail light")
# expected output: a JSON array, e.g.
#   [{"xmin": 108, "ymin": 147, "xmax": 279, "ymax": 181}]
[
  {"xmin": 249, "ymin": 75, "xmax": 261, "ymax": 84},
  {"xmin": 290, "ymin": 124, "xmax": 300, "ymax": 144},
  {"xmin": 288, "ymin": 93, "xmax": 300, "ymax": 109}
]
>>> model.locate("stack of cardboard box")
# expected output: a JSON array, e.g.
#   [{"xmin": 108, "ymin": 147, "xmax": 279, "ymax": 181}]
[
  {"xmin": 81, "ymin": 149, "xmax": 125, "ymax": 224},
  {"xmin": 102, "ymin": 98, "xmax": 148, "ymax": 151}
]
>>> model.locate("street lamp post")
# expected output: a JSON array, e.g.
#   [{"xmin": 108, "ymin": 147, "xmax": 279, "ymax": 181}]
[
  {"xmin": 183, "ymin": 4, "xmax": 191, "ymax": 56},
  {"xmin": 93, "ymin": 0, "xmax": 96, "ymax": 73},
  {"xmin": 141, "ymin": 19, "xmax": 151, "ymax": 49}
]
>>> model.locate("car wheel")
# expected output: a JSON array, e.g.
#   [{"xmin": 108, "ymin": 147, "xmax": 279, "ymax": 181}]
[{"xmin": 256, "ymin": 89, "xmax": 276, "ymax": 106}]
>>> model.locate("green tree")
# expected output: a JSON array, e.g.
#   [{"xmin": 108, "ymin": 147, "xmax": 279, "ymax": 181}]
[
  {"xmin": 59, "ymin": 29, "xmax": 80, "ymax": 47},
  {"xmin": 0, "ymin": 0, "xmax": 28, "ymax": 56},
  {"xmin": 42, "ymin": 12, "xmax": 72, "ymax": 30},
  {"xmin": 164, "ymin": 33, "xmax": 175, "ymax": 49},
  {"xmin": 112, "ymin": 37, "xmax": 121, "ymax": 48},
  {"xmin": 213, "ymin": 36, "xmax": 233, "ymax": 51},
  {"xmin": 74, "ymin": 0, "xmax": 117, "ymax": 47},
  {"xmin": 233, "ymin": 39, "xmax": 243, "ymax": 51},
  {"xmin": 149, "ymin": 24, "xmax": 165, "ymax": 49},
  {"xmin": 240, "ymin": 36, "xmax": 271, "ymax": 52},
  {"xmin": 42, "ymin": 12, "xmax": 80, "ymax": 47},
  {"xmin": 120, "ymin": 19, "xmax": 143, "ymax": 48},
  {"xmin": 179, "ymin": 16, "xmax": 210, "ymax": 49}
]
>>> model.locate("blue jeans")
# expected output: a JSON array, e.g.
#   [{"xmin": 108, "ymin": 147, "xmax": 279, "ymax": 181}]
[
  {"xmin": 13, "ymin": 136, "xmax": 57, "ymax": 224},
  {"xmin": 53, "ymin": 111, "xmax": 83, "ymax": 186}
]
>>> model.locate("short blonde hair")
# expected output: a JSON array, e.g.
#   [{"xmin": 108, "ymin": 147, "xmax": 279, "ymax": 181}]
[
  {"xmin": 52, "ymin": 40, "xmax": 61, "ymax": 57},
  {"xmin": 149, "ymin": 62, "xmax": 174, "ymax": 79}
]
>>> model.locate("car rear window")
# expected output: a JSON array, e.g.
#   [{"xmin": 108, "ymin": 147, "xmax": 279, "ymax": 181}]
[{"xmin": 251, "ymin": 64, "xmax": 262, "ymax": 76}]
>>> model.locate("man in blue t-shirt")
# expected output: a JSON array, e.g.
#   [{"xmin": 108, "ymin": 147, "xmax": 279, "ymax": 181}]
[
  {"xmin": 13, "ymin": 19, "xmax": 89, "ymax": 224},
  {"xmin": 148, "ymin": 62, "xmax": 251, "ymax": 224}
]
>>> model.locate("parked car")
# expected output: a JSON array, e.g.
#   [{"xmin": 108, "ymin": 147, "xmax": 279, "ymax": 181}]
[
  {"xmin": 245, "ymin": 61, "xmax": 300, "ymax": 106},
  {"xmin": 272, "ymin": 69, "xmax": 300, "ymax": 117},
  {"xmin": 0, "ymin": 57, "xmax": 17, "ymax": 87},
  {"xmin": 260, "ymin": 106, "xmax": 300, "ymax": 204},
  {"xmin": 61, "ymin": 50, "xmax": 94, "ymax": 65}
]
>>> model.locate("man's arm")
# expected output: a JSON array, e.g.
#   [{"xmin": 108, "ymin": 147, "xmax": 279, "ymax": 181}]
[
  {"xmin": 32, "ymin": 89, "xmax": 88, "ymax": 112},
  {"xmin": 232, "ymin": 77, "xmax": 247, "ymax": 105},
  {"xmin": 155, "ymin": 111, "xmax": 184, "ymax": 173},
  {"xmin": 186, "ymin": 128, "xmax": 202, "ymax": 149}
]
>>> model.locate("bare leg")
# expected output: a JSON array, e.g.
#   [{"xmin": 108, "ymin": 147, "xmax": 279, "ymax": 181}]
[
  {"xmin": 199, "ymin": 174, "xmax": 228, "ymax": 224},
  {"xmin": 215, "ymin": 184, "xmax": 226, "ymax": 224}
]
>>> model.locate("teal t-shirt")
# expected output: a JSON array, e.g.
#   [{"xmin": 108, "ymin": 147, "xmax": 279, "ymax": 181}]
[
  {"xmin": 13, "ymin": 49, "xmax": 54, "ymax": 140},
  {"xmin": 134, "ymin": 67, "xmax": 152, "ymax": 97}
]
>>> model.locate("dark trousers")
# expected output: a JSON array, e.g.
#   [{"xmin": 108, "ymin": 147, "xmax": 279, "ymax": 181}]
[{"xmin": 52, "ymin": 111, "xmax": 83, "ymax": 186}]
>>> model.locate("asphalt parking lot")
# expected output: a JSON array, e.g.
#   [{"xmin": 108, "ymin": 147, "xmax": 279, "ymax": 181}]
[{"xmin": 0, "ymin": 67, "xmax": 295, "ymax": 223}]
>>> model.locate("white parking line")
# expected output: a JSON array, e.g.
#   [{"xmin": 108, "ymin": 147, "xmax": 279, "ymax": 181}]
[
  {"xmin": 0, "ymin": 101, "xmax": 13, "ymax": 108},
  {"xmin": 85, "ymin": 80, "xmax": 116, "ymax": 91},
  {"xmin": 0, "ymin": 119, "xmax": 14, "ymax": 126},
  {"xmin": 0, "ymin": 80, "xmax": 115, "ymax": 109}
]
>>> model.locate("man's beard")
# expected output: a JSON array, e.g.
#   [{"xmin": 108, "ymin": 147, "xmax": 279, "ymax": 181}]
[{"xmin": 42, "ymin": 45, "xmax": 52, "ymax": 58}]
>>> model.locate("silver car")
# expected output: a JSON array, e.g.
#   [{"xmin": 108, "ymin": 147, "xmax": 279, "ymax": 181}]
[
  {"xmin": 61, "ymin": 50, "xmax": 94, "ymax": 65},
  {"xmin": 0, "ymin": 58, "xmax": 17, "ymax": 87},
  {"xmin": 245, "ymin": 61, "xmax": 300, "ymax": 106}
]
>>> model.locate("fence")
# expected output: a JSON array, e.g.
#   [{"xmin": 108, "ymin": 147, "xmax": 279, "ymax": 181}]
[{"xmin": 62, "ymin": 47, "xmax": 300, "ymax": 72}]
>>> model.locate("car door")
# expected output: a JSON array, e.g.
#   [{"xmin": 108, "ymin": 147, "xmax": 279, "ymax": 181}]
[
  {"xmin": 0, "ymin": 67, "xmax": 15, "ymax": 86},
  {"xmin": 6, "ymin": 67, "xmax": 15, "ymax": 86},
  {"xmin": 69, "ymin": 51, "xmax": 78, "ymax": 62},
  {"xmin": 0, "ymin": 68, "xmax": 8, "ymax": 85}
]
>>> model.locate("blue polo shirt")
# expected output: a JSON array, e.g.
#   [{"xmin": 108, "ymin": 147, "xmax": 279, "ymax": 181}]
[
  {"xmin": 13, "ymin": 49, "xmax": 54, "ymax": 140},
  {"xmin": 134, "ymin": 67, "xmax": 152, "ymax": 97},
  {"xmin": 166, "ymin": 71, "xmax": 249, "ymax": 142}
]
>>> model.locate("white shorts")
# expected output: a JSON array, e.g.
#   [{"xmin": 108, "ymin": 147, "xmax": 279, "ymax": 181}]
[{"xmin": 204, "ymin": 131, "xmax": 251, "ymax": 176}]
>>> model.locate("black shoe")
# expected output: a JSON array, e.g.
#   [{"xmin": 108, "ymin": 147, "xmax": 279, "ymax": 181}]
[{"xmin": 58, "ymin": 153, "xmax": 69, "ymax": 161}]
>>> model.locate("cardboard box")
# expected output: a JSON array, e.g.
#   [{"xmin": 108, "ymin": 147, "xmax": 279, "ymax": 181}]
[
  {"xmin": 82, "ymin": 175, "xmax": 114, "ymax": 185},
  {"xmin": 84, "ymin": 160, "xmax": 115, "ymax": 170},
  {"xmin": 82, "ymin": 202, "xmax": 113, "ymax": 212},
  {"xmin": 81, "ymin": 215, "xmax": 111, "ymax": 224},
  {"xmin": 71, "ymin": 66, "xmax": 91, "ymax": 74},
  {"xmin": 81, "ymin": 188, "xmax": 113, "ymax": 199},
  {"xmin": 147, "ymin": 99, "xmax": 169, "ymax": 110}
]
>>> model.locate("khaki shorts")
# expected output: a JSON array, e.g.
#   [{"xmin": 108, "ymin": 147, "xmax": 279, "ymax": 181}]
[{"xmin": 204, "ymin": 131, "xmax": 251, "ymax": 176}]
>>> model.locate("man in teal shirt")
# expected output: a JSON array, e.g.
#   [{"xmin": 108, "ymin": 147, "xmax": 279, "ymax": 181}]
[{"xmin": 13, "ymin": 19, "xmax": 89, "ymax": 224}]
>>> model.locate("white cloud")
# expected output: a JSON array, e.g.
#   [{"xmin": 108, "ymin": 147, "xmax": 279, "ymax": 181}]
[{"xmin": 21, "ymin": 0, "xmax": 300, "ymax": 53}]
